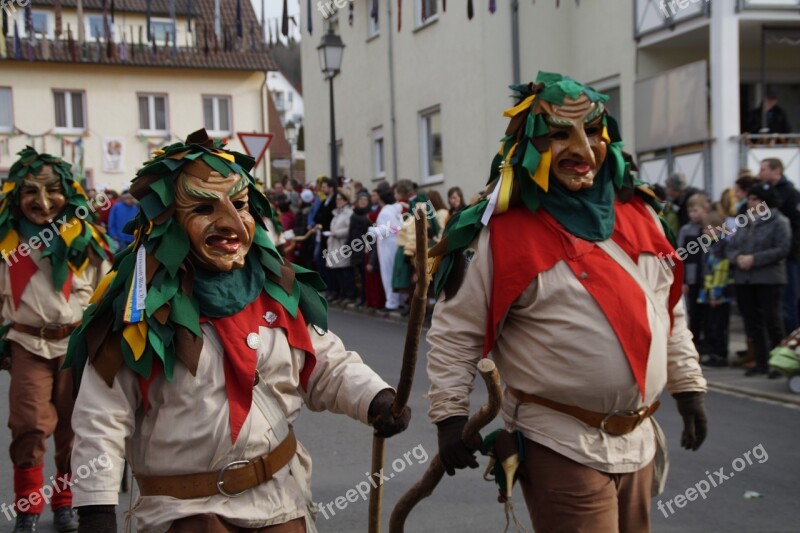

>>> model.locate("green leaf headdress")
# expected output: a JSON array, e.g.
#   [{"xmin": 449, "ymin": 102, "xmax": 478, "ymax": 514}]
[
  {"xmin": 0, "ymin": 147, "xmax": 113, "ymax": 289},
  {"xmin": 430, "ymin": 71, "xmax": 670, "ymax": 297},
  {"xmin": 66, "ymin": 129, "xmax": 327, "ymax": 390}
]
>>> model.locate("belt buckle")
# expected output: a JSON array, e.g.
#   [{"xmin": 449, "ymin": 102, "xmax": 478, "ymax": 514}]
[
  {"xmin": 40, "ymin": 323, "xmax": 61, "ymax": 338},
  {"xmin": 216, "ymin": 460, "xmax": 250, "ymax": 497},
  {"xmin": 600, "ymin": 406, "xmax": 648, "ymax": 435}
]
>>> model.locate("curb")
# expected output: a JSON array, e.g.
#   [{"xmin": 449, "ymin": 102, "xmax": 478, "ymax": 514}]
[{"xmin": 329, "ymin": 303, "xmax": 800, "ymax": 407}]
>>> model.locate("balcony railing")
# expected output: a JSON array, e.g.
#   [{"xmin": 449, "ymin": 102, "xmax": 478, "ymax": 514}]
[
  {"xmin": 737, "ymin": 0, "xmax": 800, "ymax": 11},
  {"xmin": 739, "ymin": 134, "xmax": 800, "ymax": 184},
  {"xmin": 634, "ymin": 0, "xmax": 711, "ymax": 40}
]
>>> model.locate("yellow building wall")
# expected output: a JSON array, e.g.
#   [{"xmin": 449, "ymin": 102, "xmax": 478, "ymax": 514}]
[{"xmin": 1, "ymin": 62, "xmax": 268, "ymax": 191}]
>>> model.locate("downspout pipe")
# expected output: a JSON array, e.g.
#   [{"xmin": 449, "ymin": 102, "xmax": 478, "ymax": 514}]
[{"xmin": 387, "ymin": 0, "xmax": 399, "ymax": 182}]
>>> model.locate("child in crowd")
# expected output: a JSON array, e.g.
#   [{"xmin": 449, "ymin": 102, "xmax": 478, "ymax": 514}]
[
  {"xmin": 678, "ymin": 193, "xmax": 711, "ymax": 349},
  {"xmin": 697, "ymin": 211, "xmax": 733, "ymax": 367}
]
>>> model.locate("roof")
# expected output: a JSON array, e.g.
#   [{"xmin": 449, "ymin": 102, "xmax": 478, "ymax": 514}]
[
  {"xmin": 268, "ymin": 95, "xmax": 291, "ymax": 159},
  {"xmin": 2, "ymin": 0, "xmax": 276, "ymax": 72}
]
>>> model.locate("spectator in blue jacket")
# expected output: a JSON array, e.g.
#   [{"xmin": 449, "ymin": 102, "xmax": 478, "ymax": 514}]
[{"xmin": 107, "ymin": 190, "xmax": 139, "ymax": 250}]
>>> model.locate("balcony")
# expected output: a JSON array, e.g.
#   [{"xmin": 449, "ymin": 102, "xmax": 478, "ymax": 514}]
[
  {"xmin": 739, "ymin": 134, "xmax": 800, "ymax": 183},
  {"xmin": 634, "ymin": 0, "xmax": 711, "ymax": 40},
  {"xmin": 737, "ymin": 0, "xmax": 800, "ymax": 10}
]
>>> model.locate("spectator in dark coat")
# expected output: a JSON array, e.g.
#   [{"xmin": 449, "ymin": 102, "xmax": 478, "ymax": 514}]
[{"xmin": 727, "ymin": 183, "xmax": 791, "ymax": 378}]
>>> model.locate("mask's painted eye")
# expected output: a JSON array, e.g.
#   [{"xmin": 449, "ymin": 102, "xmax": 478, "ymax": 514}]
[
  {"xmin": 192, "ymin": 204, "xmax": 214, "ymax": 215},
  {"xmin": 233, "ymin": 200, "xmax": 247, "ymax": 210},
  {"xmin": 584, "ymin": 125, "xmax": 602, "ymax": 136},
  {"xmin": 549, "ymin": 130, "xmax": 569, "ymax": 141}
]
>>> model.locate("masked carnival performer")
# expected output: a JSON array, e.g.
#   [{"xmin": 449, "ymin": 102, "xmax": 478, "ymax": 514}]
[
  {"xmin": 427, "ymin": 73, "xmax": 708, "ymax": 532},
  {"xmin": 66, "ymin": 130, "xmax": 410, "ymax": 533},
  {"xmin": 0, "ymin": 148, "xmax": 113, "ymax": 533}
]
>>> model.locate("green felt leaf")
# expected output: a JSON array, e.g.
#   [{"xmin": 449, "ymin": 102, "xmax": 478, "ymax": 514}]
[
  {"xmin": 297, "ymin": 281, "xmax": 328, "ymax": 331},
  {"xmin": 521, "ymin": 143, "xmax": 542, "ymax": 176},
  {"xmin": 147, "ymin": 325, "xmax": 166, "ymax": 360},
  {"xmin": 168, "ymin": 292, "xmax": 201, "ymax": 337},
  {"xmin": 139, "ymin": 192, "xmax": 167, "ymax": 221},
  {"xmin": 264, "ymin": 278, "xmax": 300, "ymax": 318},
  {"xmin": 150, "ymin": 178, "xmax": 175, "ymax": 206},
  {"xmin": 155, "ymin": 223, "xmax": 189, "ymax": 277},
  {"xmin": 201, "ymin": 153, "xmax": 233, "ymax": 176}
]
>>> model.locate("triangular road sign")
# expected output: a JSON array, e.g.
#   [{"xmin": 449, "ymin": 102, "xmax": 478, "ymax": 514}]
[{"xmin": 237, "ymin": 132, "xmax": 274, "ymax": 166}]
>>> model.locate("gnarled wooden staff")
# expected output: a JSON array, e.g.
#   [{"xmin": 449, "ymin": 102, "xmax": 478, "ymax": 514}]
[
  {"xmin": 368, "ymin": 204, "xmax": 430, "ymax": 533},
  {"xmin": 389, "ymin": 358, "xmax": 503, "ymax": 533}
]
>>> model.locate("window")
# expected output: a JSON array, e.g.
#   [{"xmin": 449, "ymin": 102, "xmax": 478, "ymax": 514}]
[
  {"xmin": 53, "ymin": 91, "xmax": 86, "ymax": 132},
  {"xmin": 87, "ymin": 15, "xmax": 107, "ymax": 41},
  {"xmin": 150, "ymin": 18, "xmax": 176, "ymax": 44},
  {"xmin": 419, "ymin": 107, "xmax": 443, "ymax": 183},
  {"xmin": 203, "ymin": 96, "xmax": 232, "ymax": 137},
  {"xmin": 415, "ymin": 0, "xmax": 438, "ymax": 28},
  {"xmin": 368, "ymin": 2, "xmax": 380, "ymax": 38},
  {"xmin": 138, "ymin": 94, "xmax": 168, "ymax": 134},
  {"xmin": 0, "ymin": 88, "xmax": 12, "ymax": 133},
  {"xmin": 19, "ymin": 10, "xmax": 51, "ymax": 38},
  {"xmin": 372, "ymin": 127, "xmax": 385, "ymax": 180}
]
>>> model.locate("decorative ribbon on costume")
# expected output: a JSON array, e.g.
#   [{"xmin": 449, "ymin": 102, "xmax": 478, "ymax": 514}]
[{"xmin": 8, "ymin": 243, "xmax": 73, "ymax": 310}]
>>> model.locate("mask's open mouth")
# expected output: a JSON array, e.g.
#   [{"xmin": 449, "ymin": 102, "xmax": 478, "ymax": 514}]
[
  {"xmin": 559, "ymin": 159, "xmax": 592, "ymax": 176},
  {"xmin": 205, "ymin": 235, "xmax": 242, "ymax": 253}
]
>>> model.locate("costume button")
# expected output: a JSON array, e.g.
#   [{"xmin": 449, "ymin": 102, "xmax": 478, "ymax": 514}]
[
  {"xmin": 264, "ymin": 312, "xmax": 277, "ymax": 325},
  {"xmin": 247, "ymin": 333, "xmax": 261, "ymax": 349},
  {"xmin": 580, "ymin": 272, "xmax": 588, "ymax": 279}
]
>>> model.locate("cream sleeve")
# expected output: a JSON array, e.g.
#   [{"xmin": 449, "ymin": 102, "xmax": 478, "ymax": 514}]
[{"xmin": 426, "ymin": 228, "xmax": 493, "ymax": 423}]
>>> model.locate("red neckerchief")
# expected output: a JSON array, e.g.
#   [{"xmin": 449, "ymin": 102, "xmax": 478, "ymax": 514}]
[
  {"xmin": 200, "ymin": 292, "xmax": 316, "ymax": 444},
  {"xmin": 9, "ymin": 250, "xmax": 73, "ymax": 310},
  {"xmin": 487, "ymin": 197, "xmax": 682, "ymax": 399}
]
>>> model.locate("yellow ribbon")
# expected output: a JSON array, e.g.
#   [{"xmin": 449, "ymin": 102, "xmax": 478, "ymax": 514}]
[
  {"xmin": 530, "ymin": 150, "xmax": 552, "ymax": 192},
  {"xmin": 211, "ymin": 150, "xmax": 235, "ymax": 163},
  {"xmin": 602, "ymin": 126, "xmax": 611, "ymax": 145},
  {"xmin": 503, "ymin": 95, "xmax": 536, "ymax": 118},
  {"xmin": 2, "ymin": 182, "xmax": 16, "ymax": 195},
  {"xmin": 497, "ymin": 144, "xmax": 518, "ymax": 214},
  {"xmin": 123, "ymin": 321, "xmax": 148, "ymax": 362},
  {"xmin": 90, "ymin": 271, "xmax": 117, "ymax": 305}
]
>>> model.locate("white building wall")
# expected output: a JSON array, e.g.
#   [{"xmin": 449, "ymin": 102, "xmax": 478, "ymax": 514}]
[
  {"xmin": 301, "ymin": 0, "xmax": 639, "ymax": 197},
  {"xmin": 267, "ymin": 71, "xmax": 305, "ymax": 126}
]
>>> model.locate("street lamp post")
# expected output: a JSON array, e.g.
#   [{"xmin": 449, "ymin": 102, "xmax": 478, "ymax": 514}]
[
  {"xmin": 285, "ymin": 120, "xmax": 297, "ymax": 183},
  {"xmin": 317, "ymin": 28, "xmax": 345, "ymax": 182}
]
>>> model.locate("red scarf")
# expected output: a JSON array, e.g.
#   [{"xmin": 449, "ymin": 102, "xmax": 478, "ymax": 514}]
[
  {"xmin": 487, "ymin": 197, "xmax": 682, "ymax": 398},
  {"xmin": 9, "ymin": 250, "xmax": 72, "ymax": 309}
]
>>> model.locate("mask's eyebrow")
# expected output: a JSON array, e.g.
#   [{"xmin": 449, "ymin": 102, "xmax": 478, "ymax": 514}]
[
  {"xmin": 545, "ymin": 114, "xmax": 576, "ymax": 128},
  {"xmin": 228, "ymin": 175, "xmax": 249, "ymax": 197},
  {"xmin": 181, "ymin": 175, "xmax": 220, "ymax": 200},
  {"xmin": 584, "ymin": 103, "xmax": 605, "ymax": 124}
]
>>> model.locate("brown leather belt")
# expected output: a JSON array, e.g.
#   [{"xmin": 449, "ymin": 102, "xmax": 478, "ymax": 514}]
[
  {"xmin": 136, "ymin": 430, "xmax": 297, "ymax": 499},
  {"xmin": 508, "ymin": 387, "xmax": 660, "ymax": 436},
  {"xmin": 11, "ymin": 322, "xmax": 80, "ymax": 341}
]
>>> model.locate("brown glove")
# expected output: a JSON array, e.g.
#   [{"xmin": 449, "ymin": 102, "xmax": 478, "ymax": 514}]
[
  {"xmin": 437, "ymin": 416, "xmax": 480, "ymax": 476},
  {"xmin": 673, "ymin": 391, "xmax": 708, "ymax": 451},
  {"xmin": 0, "ymin": 355, "xmax": 10, "ymax": 372},
  {"xmin": 368, "ymin": 388, "xmax": 411, "ymax": 439}
]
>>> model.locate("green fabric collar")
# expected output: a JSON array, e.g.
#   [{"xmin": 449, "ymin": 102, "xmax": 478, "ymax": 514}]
[
  {"xmin": 192, "ymin": 253, "xmax": 265, "ymax": 318},
  {"xmin": 539, "ymin": 165, "xmax": 615, "ymax": 242},
  {"xmin": 19, "ymin": 218, "xmax": 51, "ymax": 240}
]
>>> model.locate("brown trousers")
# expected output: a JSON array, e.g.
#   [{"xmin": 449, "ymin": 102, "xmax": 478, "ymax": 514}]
[
  {"xmin": 167, "ymin": 515, "xmax": 307, "ymax": 533},
  {"xmin": 8, "ymin": 341, "xmax": 74, "ymax": 471},
  {"xmin": 518, "ymin": 439, "xmax": 653, "ymax": 533}
]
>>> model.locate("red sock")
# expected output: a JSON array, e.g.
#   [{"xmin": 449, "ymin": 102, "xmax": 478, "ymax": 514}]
[
  {"xmin": 50, "ymin": 472, "xmax": 73, "ymax": 510},
  {"xmin": 13, "ymin": 465, "xmax": 44, "ymax": 515}
]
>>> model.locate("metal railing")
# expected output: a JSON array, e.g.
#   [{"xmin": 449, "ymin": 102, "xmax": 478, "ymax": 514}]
[{"xmin": 739, "ymin": 134, "xmax": 800, "ymax": 185}]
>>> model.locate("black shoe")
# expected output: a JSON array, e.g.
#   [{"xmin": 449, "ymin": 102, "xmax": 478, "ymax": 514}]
[
  {"xmin": 767, "ymin": 370, "xmax": 783, "ymax": 380},
  {"xmin": 744, "ymin": 367, "xmax": 767, "ymax": 377},
  {"xmin": 701, "ymin": 354, "xmax": 729, "ymax": 368},
  {"xmin": 53, "ymin": 507, "xmax": 78, "ymax": 533},
  {"xmin": 13, "ymin": 513, "xmax": 39, "ymax": 533}
]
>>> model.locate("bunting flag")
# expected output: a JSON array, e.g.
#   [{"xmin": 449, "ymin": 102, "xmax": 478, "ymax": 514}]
[
  {"xmin": 77, "ymin": 0, "xmax": 84, "ymax": 45},
  {"xmin": 54, "ymin": 0, "xmax": 63, "ymax": 39},
  {"xmin": 236, "ymin": 0, "xmax": 243, "ymax": 38},
  {"xmin": 146, "ymin": 0, "xmax": 152, "ymax": 41},
  {"xmin": 0, "ymin": 17, "xmax": 6, "ymax": 59},
  {"xmin": 214, "ymin": 0, "xmax": 221, "ymax": 41},
  {"xmin": 281, "ymin": 0, "xmax": 289, "ymax": 36},
  {"xmin": 203, "ymin": 22, "xmax": 209, "ymax": 55},
  {"xmin": 268, "ymin": 17, "xmax": 273, "ymax": 48},
  {"xmin": 24, "ymin": 2, "xmax": 32, "ymax": 36},
  {"xmin": 67, "ymin": 24, "xmax": 76, "ymax": 61},
  {"xmin": 187, "ymin": 0, "xmax": 193, "ymax": 33},
  {"xmin": 2, "ymin": 8, "xmax": 7, "ymax": 38},
  {"xmin": 138, "ymin": 25, "xmax": 143, "ymax": 55},
  {"xmin": 111, "ymin": 0, "xmax": 115, "ymax": 22},
  {"xmin": 397, "ymin": 0, "xmax": 402, "ymax": 31},
  {"xmin": 307, "ymin": 0, "xmax": 312, "ymax": 35},
  {"xmin": 103, "ymin": 0, "xmax": 112, "ymax": 58},
  {"xmin": 443, "ymin": 0, "xmax": 446, "ymax": 12},
  {"xmin": 421, "ymin": 0, "xmax": 426, "ymax": 21},
  {"xmin": 371, "ymin": 0, "xmax": 379, "ymax": 21},
  {"xmin": 467, "ymin": 0, "xmax": 474, "ymax": 19},
  {"xmin": 489, "ymin": 0, "xmax": 496, "ymax": 13},
  {"xmin": 249, "ymin": 22, "xmax": 254, "ymax": 51},
  {"xmin": 169, "ymin": 0, "xmax": 177, "ymax": 55},
  {"xmin": 41, "ymin": 31, "xmax": 50, "ymax": 60},
  {"xmin": 348, "ymin": 2, "xmax": 354, "ymax": 26},
  {"xmin": 120, "ymin": 31, "xmax": 128, "ymax": 61}
]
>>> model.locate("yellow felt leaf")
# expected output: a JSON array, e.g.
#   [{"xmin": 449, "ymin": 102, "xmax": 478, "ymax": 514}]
[
  {"xmin": 212, "ymin": 151, "xmax": 235, "ymax": 163},
  {"xmin": 503, "ymin": 94, "xmax": 536, "ymax": 118},
  {"xmin": 123, "ymin": 321, "xmax": 148, "ymax": 362},
  {"xmin": 530, "ymin": 150, "xmax": 552, "ymax": 192},
  {"xmin": 70, "ymin": 257, "xmax": 90, "ymax": 275},
  {"xmin": 60, "ymin": 218, "xmax": 83, "ymax": 246},
  {"xmin": 2, "ymin": 182, "xmax": 16, "ymax": 194},
  {"xmin": 152, "ymin": 149, "xmax": 165, "ymax": 156},
  {"xmin": 73, "ymin": 182, "xmax": 87, "ymax": 199},
  {"xmin": 602, "ymin": 126, "xmax": 611, "ymax": 144},
  {"xmin": 0, "ymin": 230, "xmax": 19, "ymax": 257},
  {"xmin": 90, "ymin": 271, "xmax": 117, "ymax": 305}
]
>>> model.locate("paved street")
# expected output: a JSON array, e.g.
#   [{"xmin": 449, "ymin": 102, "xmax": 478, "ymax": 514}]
[{"xmin": 1, "ymin": 308, "xmax": 799, "ymax": 532}]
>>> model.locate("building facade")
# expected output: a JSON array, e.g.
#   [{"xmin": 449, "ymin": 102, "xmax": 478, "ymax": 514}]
[
  {"xmin": 1, "ymin": 0, "xmax": 276, "ymax": 191},
  {"xmin": 300, "ymin": 0, "xmax": 800, "ymax": 199}
]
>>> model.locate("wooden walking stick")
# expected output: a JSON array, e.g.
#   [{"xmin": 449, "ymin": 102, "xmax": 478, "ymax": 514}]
[
  {"xmin": 389, "ymin": 358, "xmax": 503, "ymax": 533},
  {"xmin": 368, "ymin": 204, "xmax": 430, "ymax": 533}
]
